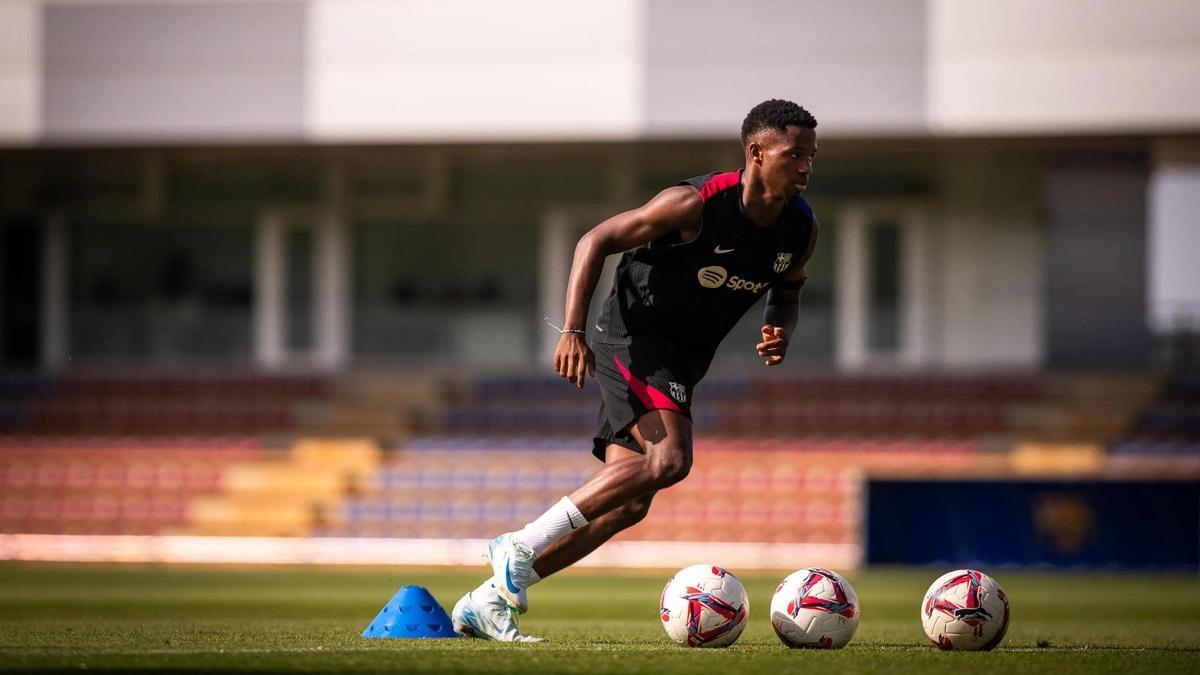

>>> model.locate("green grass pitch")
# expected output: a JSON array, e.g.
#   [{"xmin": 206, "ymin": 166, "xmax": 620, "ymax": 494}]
[{"xmin": 2, "ymin": 563, "xmax": 1198, "ymax": 673}]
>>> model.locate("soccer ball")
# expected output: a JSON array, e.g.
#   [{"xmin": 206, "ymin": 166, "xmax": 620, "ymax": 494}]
[
  {"xmin": 659, "ymin": 564, "xmax": 749, "ymax": 648},
  {"xmin": 920, "ymin": 569, "xmax": 1010, "ymax": 651},
  {"xmin": 769, "ymin": 567, "xmax": 860, "ymax": 648}
]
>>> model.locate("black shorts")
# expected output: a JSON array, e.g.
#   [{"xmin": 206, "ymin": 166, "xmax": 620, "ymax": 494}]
[{"xmin": 590, "ymin": 339, "xmax": 700, "ymax": 462}]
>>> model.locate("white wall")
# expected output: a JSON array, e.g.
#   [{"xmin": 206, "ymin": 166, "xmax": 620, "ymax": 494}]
[
  {"xmin": 643, "ymin": 0, "xmax": 928, "ymax": 137},
  {"xmin": 307, "ymin": 0, "xmax": 645, "ymax": 141},
  {"xmin": 0, "ymin": 0, "xmax": 39, "ymax": 143},
  {"xmin": 929, "ymin": 0, "xmax": 1200, "ymax": 134},
  {"xmin": 936, "ymin": 150, "xmax": 1043, "ymax": 367},
  {"xmin": 42, "ymin": 0, "xmax": 307, "ymax": 142},
  {"xmin": 5, "ymin": 0, "xmax": 1200, "ymax": 143},
  {"xmin": 1149, "ymin": 140, "xmax": 1200, "ymax": 331}
]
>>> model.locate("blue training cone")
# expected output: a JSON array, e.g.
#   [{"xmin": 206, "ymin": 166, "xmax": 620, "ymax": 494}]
[{"xmin": 362, "ymin": 585, "xmax": 461, "ymax": 639}]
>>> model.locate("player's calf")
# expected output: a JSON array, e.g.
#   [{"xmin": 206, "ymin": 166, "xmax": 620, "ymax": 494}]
[
  {"xmin": 614, "ymin": 493, "xmax": 654, "ymax": 528},
  {"xmin": 530, "ymin": 492, "xmax": 656, "ymax": 580},
  {"xmin": 644, "ymin": 445, "xmax": 692, "ymax": 490}
]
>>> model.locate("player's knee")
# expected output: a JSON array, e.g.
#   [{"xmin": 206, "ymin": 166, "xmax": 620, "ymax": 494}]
[{"xmin": 647, "ymin": 450, "xmax": 691, "ymax": 488}]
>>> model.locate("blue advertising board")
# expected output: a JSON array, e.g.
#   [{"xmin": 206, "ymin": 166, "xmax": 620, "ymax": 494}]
[{"xmin": 867, "ymin": 480, "xmax": 1199, "ymax": 569}]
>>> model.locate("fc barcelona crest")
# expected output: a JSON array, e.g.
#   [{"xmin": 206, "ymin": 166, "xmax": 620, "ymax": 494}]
[
  {"xmin": 773, "ymin": 252, "xmax": 793, "ymax": 274},
  {"xmin": 669, "ymin": 382, "xmax": 687, "ymax": 404}
]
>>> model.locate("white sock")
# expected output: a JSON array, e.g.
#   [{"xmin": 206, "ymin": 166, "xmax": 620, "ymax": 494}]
[{"xmin": 513, "ymin": 496, "xmax": 588, "ymax": 557}]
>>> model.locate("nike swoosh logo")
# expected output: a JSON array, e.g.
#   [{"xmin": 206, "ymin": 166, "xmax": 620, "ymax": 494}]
[
  {"xmin": 714, "ymin": 246, "xmax": 735, "ymax": 254},
  {"xmin": 567, "ymin": 511, "xmax": 576, "ymax": 529},
  {"xmin": 505, "ymin": 561, "xmax": 520, "ymax": 593}
]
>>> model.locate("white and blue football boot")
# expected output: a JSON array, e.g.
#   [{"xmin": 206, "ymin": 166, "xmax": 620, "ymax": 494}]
[
  {"xmin": 485, "ymin": 532, "xmax": 535, "ymax": 613},
  {"xmin": 451, "ymin": 585, "xmax": 542, "ymax": 643}
]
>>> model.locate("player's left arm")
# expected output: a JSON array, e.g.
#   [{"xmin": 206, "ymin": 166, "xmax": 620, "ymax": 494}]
[{"xmin": 758, "ymin": 217, "xmax": 820, "ymax": 366}]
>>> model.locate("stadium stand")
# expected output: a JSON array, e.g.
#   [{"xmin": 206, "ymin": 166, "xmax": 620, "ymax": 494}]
[
  {"xmin": 0, "ymin": 374, "xmax": 326, "ymax": 436},
  {"xmin": 186, "ymin": 438, "xmax": 380, "ymax": 537},
  {"xmin": 429, "ymin": 373, "xmax": 1041, "ymax": 439},
  {"xmin": 4, "ymin": 371, "xmax": 1198, "ymax": 542},
  {"xmin": 323, "ymin": 438, "xmax": 1000, "ymax": 545},
  {"xmin": 1105, "ymin": 373, "xmax": 1200, "ymax": 472},
  {"xmin": 0, "ymin": 437, "xmax": 272, "ymax": 535}
]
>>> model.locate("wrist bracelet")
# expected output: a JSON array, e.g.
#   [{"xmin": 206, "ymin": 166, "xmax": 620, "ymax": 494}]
[{"xmin": 544, "ymin": 317, "xmax": 587, "ymax": 335}]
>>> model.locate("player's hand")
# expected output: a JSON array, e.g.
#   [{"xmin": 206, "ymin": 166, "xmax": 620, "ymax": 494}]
[
  {"xmin": 757, "ymin": 325, "xmax": 790, "ymax": 367},
  {"xmin": 554, "ymin": 332, "xmax": 596, "ymax": 389}
]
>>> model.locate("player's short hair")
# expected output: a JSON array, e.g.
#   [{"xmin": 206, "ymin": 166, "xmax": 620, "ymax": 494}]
[{"xmin": 740, "ymin": 99, "xmax": 817, "ymax": 145}]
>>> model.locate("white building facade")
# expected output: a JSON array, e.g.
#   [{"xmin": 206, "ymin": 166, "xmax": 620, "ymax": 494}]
[{"xmin": 1, "ymin": 0, "xmax": 1198, "ymax": 373}]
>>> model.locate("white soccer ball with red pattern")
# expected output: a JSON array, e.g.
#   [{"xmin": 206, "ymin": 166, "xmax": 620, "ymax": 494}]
[
  {"xmin": 659, "ymin": 564, "xmax": 749, "ymax": 648},
  {"xmin": 920, "ymin": 569, "xmax": 1010, "ymax": 651},
  {"xmin": 769, "ymin": 567, "xmax": 860, "ymax": 648}
]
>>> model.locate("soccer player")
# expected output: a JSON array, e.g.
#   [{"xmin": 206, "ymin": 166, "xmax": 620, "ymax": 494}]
[{"xmin": 452, "ymin": 99, "xmax": 819, "ymax": 641}]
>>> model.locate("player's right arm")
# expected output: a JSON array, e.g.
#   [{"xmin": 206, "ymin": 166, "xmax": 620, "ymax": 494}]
[{"xmin": 555, "ymin": 186, "xmax": 704, "ymax": 388}]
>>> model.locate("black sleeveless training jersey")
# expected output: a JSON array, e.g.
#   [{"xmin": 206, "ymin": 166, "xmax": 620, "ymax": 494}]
[{"xmin": 594, "ymin": 169, "xmax": 816, "ymax": 364}]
